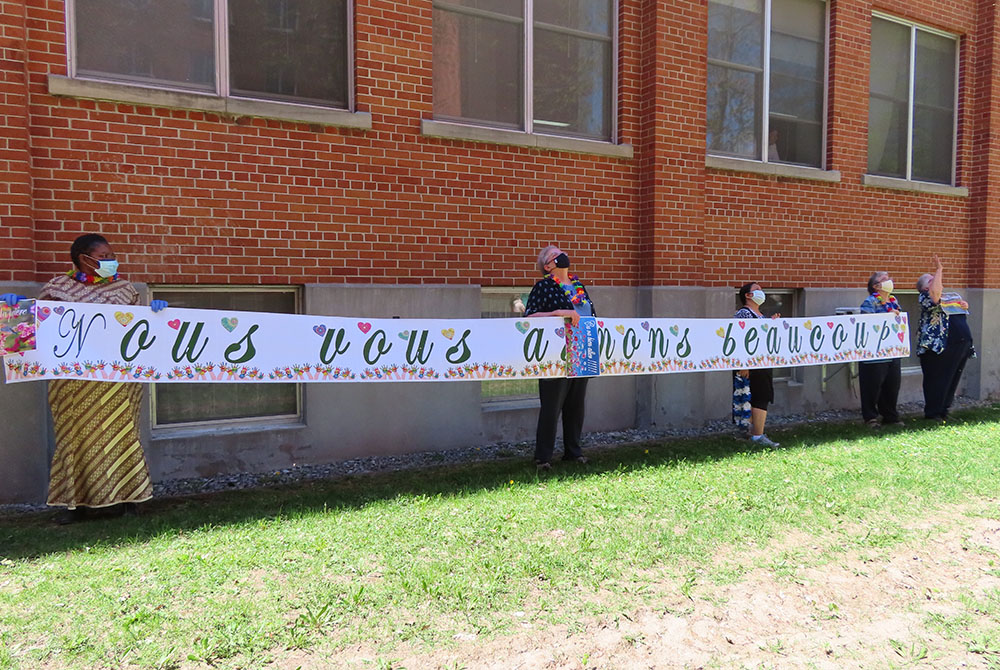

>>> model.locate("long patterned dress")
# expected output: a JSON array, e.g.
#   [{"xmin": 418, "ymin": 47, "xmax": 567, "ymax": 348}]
[{"xmin": 39, "ymin": 274, "xmax": 153, "ymax": 509}]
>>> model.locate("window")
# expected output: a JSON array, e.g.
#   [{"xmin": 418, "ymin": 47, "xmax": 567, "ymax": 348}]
[
  {"xmin": 481, "ymin": 288, "xmax": 536, "ymax": 401},
  {"xmin": 868, "ymin": 16, "xmax": 958, "ymax": 185},
  {"xmin": 150, "ymin": 287, "xmax": 301, "ymax": 427},
  {"xmin": 707, "ymin": 0, "xmax": 827, "ymax": 167},
  {"xmin": 432, "ymin": 0, "xmax": 615, "ymax": 141},
  {"xmin": 736, "ymin": 287, "xmax": 800, "ymax": 380},
  {"xmin": 72, "ymin": 0, "xmax": 350, "ymax": 108}
]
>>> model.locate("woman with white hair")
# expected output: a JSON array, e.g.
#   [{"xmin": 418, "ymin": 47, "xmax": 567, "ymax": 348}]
[
  {"xmin": 916, "ymin": 255, "xmax": 974, "ymax": 420},
  {"xmin": 524, "ymin": 245, "xmax": 596, "ymax": 471},
  {"xmin": 858, "ymin": 270, "xmax": 904, "ymax": 429}
]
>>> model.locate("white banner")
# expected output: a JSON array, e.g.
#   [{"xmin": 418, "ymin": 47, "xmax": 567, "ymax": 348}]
[{"xmin": 2, "ymin": 301, "xmax": 909, "ymax": 384}]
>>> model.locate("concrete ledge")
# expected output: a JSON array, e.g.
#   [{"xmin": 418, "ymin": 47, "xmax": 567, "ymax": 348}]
[
  {"xmin": 481, "ymin": 398, "xmax": 540, "ymax": 413},
  {"xmin": 421, "ymin": 119, "xmax": 634, "ymax": 159},
  {"xmin": 862, "ymin": 174, "xmax": 968, "ymax": 197},
  {"xmin": 48, "ymin": 75, "xmax": 373, "ymax": 130},
  {"xmin": 706, "ymin": 155, "xmax": 841, "ymax": 182}
]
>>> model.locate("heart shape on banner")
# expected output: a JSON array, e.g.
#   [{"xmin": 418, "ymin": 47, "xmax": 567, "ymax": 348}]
[
  {"xmin": 168, "ymin": 319, "xmax": 182, "ymax": 330},
  {"xmin": 641, "ymin": 321, "xmax": 650, "ymax": 331},
  {"xmin": 762, "ymin": 324, "xmax": 770, "ymax": 332},
  {"xmin": 441, "ymin": 328, "xmax": 455, "ymax": 340},
  {"xmin": 36, "ymin": 307, "xmax": 51, "ymax": 322},
  {"xmin": 515, "ymin": 321, "xmax": 530, "ymax": 334},
  {"xmin": 850, "ymin": 317, "xmax": 857, "ymax": 324},
  {"xmin": 221, "ymin": 317, "xmax": 239, "ymax": 333},
  {"xmin": 398, "ymin": 331, "xmax": 410, "ymax": 340},
  {"xmin": 826, "ymin": 322, "xmax": 835, "ymax": 329},
  {"xmin": 669, "ymin": 325, "xmax": 679, "ymax": 336},
  {"xmin": 898, "ymin": 332, "xmax": 905, "ymax": 342},
  {"xmin": 597, "ymin": 321, "xmax": 605, "ymax": 328},
  {"xmin": 804, "ymin": 320, "xmax": 813, "ymax": 330},
  {"xmin": 555, "ymin": 327, "xmax": 565, "ymax": 338},
  {"xmin": 115, "ymin": 311, "xmax": 134, "ymax": 327},
  {"xmin": 895, "ymin": 315, "xmax": 902, "ymax": 324},
  {"xmin": 782, "ymin": 321, "xmax": 790, "ymax": 330},
  {"xmin": 715, "ymin": 327, "xmax": 725, "ymax": 337},
  {"xmin": 358, "ymin": 322, "xmax": 372, "ymax": 334},
  {"xmin": 53, "ymin": 306, "xmax": 65, "ymax": 315},
  {"xmin": 312, "ymin": 325, "xmax": 326, "ymax": 337},
  {"xmin": 615, "ymin": 325, "xmax": 625, "ymax": 335},
  {"xmin": 738, "ymin": 321, "xmax": 746, "ymax": 329}
]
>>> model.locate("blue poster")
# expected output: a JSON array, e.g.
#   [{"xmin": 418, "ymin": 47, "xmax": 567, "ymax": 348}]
[{"xmin": 566, "ymin": 316, "xmax": 601, "ymax": 377}]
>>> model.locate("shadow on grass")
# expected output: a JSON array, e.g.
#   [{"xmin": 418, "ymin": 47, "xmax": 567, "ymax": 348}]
[{"xmin": 2, "ymin": 406, "xmax": 997, "ymax": 561}]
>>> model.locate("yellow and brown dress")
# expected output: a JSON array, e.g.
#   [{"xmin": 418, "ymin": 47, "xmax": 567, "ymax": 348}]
[{"xmin": 39, "ymin": 273, "xmax": 153, "ymax": 509}]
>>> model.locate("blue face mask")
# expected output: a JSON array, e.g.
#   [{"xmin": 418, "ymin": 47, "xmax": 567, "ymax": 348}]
[{"xmin": 86, "ymin": 255, "xmax": 119, "ymax": 278}]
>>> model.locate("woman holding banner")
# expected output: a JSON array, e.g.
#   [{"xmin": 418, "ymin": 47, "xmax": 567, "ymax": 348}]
[
  {"xmin": 733, "ymin": 283, "xmax": 780, "ymax": 447},
  {"xmin": 916, "ymin": 255, "xmax": 974, "ymax": 421},
  {"xmin": 858, "ymin": 271, "xmax": 904, "ymax": 429},
  {"xmin": 2, "ymin": 234, "xmax": 167, "ymax": 523},
  {"xmin": 524, "ymin": 245, "xmax": 596, "ymax": 471}
]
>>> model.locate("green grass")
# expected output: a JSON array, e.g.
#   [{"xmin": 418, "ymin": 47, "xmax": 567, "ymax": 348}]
[{"xmin": 2, "ymin": 406, "xmax": 1000, "ymax": 669}]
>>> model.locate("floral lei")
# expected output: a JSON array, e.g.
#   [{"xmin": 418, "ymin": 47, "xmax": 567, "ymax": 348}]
[
  {"xmin": 546, "ymin": 273, "xmax": 589, "ymax": 306},
  {"xmin": 870, "ymin": 291, "xmax": 900, "ymax": 312},
  {"xmin": 67, "ymin": 269, "xmax": 119, "ymax": 285}
]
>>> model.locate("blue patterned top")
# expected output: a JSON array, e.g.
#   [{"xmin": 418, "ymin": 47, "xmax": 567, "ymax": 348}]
[
  {"xmin": 917, "ymin": 291, "xmax": 948, "ymax": 355},
  {"xmin": 860, "ymin": 293, "xmax": 901, "ymax": 314}
]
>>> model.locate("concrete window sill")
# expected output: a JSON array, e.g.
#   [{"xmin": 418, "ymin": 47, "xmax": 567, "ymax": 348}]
[
  {"xmin": 481, "ymin": 397, "xmax": 541, "ymax": 413},
  {"xmin": 48, "ymin": 75, "xmax": 373, "ymax": 130},
  {"xmin": 421, "ymin": 119, "xmax": 634, "ymax": 159},
  {"xmin": 152, "ymin": 419, "xmax": 306, "ymax": 441},
  {"xmin": 706, "ymin": 155, "xmax": 842, "ymax": 182},
  {"xmin": 862, "ymin": 174, "xmax": 968, "ymax": 197}
]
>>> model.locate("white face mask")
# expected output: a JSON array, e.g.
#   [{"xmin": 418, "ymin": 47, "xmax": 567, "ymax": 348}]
[
  {"xmin": 879, "ymin": 279, "xmax": 894, "ymax": 294},
  {"xmin": 85, "ymin": 255, "xmax": 119, "ymax": 278},
  {"xmin": 750, "ymin": 290, "xmax": 766, "ymax": 306}
]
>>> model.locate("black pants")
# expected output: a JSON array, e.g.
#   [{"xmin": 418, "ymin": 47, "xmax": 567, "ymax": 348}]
[
  {"xmin": 920, "ymin": 339, "xmax": 972, "ymax": 419},
  {"xmin": 859, "ymin": 359, "xmax": 901, "ymax": 423},
  {"xmin": 534, "ymin": 377, "xmax": 589, "ymax": 463}
]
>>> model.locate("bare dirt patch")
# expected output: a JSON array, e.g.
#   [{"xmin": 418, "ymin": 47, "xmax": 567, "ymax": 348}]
[{"xmin": 272, "ymin": 509, "xmax": 1000, "ymax": 669}]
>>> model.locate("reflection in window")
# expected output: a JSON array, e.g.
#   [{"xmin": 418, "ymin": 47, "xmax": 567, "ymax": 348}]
[
  {"xmin": 433, "ymin": 0, "xmax": 614, "ymax": 141},
  {"xmin": 707, "ymin": 0, "xmax": 826, "ymax": 167},
  {"xmin": 480, "ymin": 288, "xmax": 536, "ymax": 401},
  {"xmin": 869, "ymin": 16, "xmax": 957, "ymax": 185}
]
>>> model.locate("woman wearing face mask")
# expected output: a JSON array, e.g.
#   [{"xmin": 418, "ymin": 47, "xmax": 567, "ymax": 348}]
[
  {"xmin": 1, "ymin": 234, "xmax": 167, "ymax": 523},
  {"xmin": 524, "ymin": 245, "xmax": 596, "ymax": 471},
  {"xmin": 858, "ymin": 270, "xmax": 904, "ymax": 429},
  {"xmin": 733, "ymin": 283, "xmax": 780, "ymax": 447}
]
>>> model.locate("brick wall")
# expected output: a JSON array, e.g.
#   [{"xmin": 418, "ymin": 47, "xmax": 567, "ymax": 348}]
[{"xmin": 2, "ymin": 0, "xmax": 994, "ymax": 291}]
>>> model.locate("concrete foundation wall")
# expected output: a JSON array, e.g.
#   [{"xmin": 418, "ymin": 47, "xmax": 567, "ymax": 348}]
[{"xmin": 3, "ymin": 284, "xmax": 997, "ymax": 504}]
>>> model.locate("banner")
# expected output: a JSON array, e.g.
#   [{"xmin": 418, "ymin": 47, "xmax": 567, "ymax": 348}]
[{"xmin": 2, "ymin": 301, "xmax": 909, "ymax": 384}]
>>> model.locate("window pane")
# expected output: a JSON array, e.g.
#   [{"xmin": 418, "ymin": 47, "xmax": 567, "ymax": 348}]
[
  {"xmin": 481, "ymin": 290, "xmax": 535, "ymax": 400},
  {"xmin": 534, "ymin": 0, "xmax": 612, "ymax": 36},
  {"xmin": 868, "ymin": 18, "xmax": 911, "ymax": 177},
  {"xmin": 437, "ymin": 0, "xmax": 522, "ymax": 17},
  {"xmin": 707, "ymin": 64, "xmax": 761, "ymax": 158},
  {"xmin": 433, "ymin": 8, "xmax": 523, "ymax": 127},
  {"xmin": 75, "ymin": 0, "xmax": 216, "ymax": 90},
  {"xmin": 912, "ymin": 31, "xmax": 955, "ymax": 183},
  {"xmin": 708, "ymin": 0, "xmax": 764, "ymax": 68},
  {"xmin": 228, "ymin": 0, "xmax": 349, "ymax": 107},
  {"xmin": 153, "ymin": 289, "xmax": 299, "ymax": 426},
  {"xmin": 534, "ymin": 29, "xmax": 611, "ymax": 139}
]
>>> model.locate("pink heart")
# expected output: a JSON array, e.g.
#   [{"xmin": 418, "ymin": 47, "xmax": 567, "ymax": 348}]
[
  {"xmin": 738, "ymin": 321, "xmax": 746, "ymax": 329},
  {"xmin": 36, "ymin": 307, "xmax": 51, "ymax": 321},
  {"xmin": 313, "ymin": 325, "xmax": 327, "ymax": 337},
  {"xmin": 598, "ymin": 321, "xmax": 605, "ymax": 328},
  {"xmin": 826, "ymin": 322, "xmax": 835, "ymax": 329},
  {"xmin": 167, "ymin": 319, "xmax": 181, "ymax": 330},
  {"xmin": 358, "ymin": 322, "xmax": 372, "ymax": 334},
  {"xmin": 53, "ymin": 306, "xmax": 65, "ymax": 315},
  {"xmin": 898, "ymin": 332, "xmax": 905, "ymax": 342}
]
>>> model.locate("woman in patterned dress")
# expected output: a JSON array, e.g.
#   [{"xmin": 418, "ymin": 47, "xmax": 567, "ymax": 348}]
[
  {"xmin": 733, "ymin": 282, "xmax": 780, "ymax": 447},
  {"xmin": 524, "ymin": 245, "xmax": 596, "ymax": 471},
  {"xmin": 2, "ymin": 234, "xmax": 167, "ymax": 523}
]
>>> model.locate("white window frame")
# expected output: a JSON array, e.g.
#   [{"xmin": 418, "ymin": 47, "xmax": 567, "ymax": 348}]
[
  {"xmin": 430, "ymin": 0, "xmax": 619, "ymax": 143},
  {"xmin": 148, "ymin": 284, "xmax": 303, "ymax": 431},
  {"xmin": 869, "ymin": 12, "xmax": 960, "ymax": 186},
  {"xmin": 65, "ymin": 0, "xmax": 356, "ymax": 112},
  {"xmin": 707, "ymin": 0, "xmax": 830, "ymax": 168}
]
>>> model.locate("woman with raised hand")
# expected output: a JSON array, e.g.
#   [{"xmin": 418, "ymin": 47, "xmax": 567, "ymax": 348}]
[
  {"xmin": 1, "ymin": 233, "xmax": 167, "ymax": 523},
  {"xmin": 524, "ymin": 245, "xmax": 596, "ymax": 471},
  {"xmin": 733, "ymin": 282, "xmax": 780, "ymax": 447},
  {"xmin": 916, "ymin": 255, "xmax": 974, "ymax": 421}
]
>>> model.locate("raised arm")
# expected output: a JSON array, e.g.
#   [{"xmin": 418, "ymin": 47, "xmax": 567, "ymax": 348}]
[{"xmin": 928, "ymin": 255, "xmax": 944, "ymax": 304}]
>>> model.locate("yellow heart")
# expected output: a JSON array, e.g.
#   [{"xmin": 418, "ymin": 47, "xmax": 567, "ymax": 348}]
[
  {"xmin": 804, "ymin": 320, "xmax": 813, "ymax": 330},
  {"xmin": 715, "ymin": 327, "xmax": 725, "ymax": 337},
  {"xmin": 441, "ymin": 328, "xmax": 455, "ymax": 340},
  {"xmin": 114, "ymin": 311, "xmax": 134, "ymax": 327},
  {"xmin": 615, "ymin": 325, "xmax": 625, "ymax": 335}
]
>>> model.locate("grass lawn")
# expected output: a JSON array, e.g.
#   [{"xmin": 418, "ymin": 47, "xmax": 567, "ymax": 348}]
[{"xmin": 2, "ymin": 407, "xmax": 1000, "ymax": 669}]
